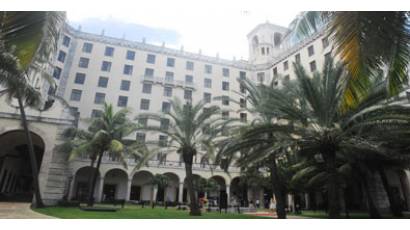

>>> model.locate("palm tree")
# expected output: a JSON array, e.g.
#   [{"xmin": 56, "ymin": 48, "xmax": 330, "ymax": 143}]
[
  {"xmin": 135, "ymin": 98, "xmax": 227, "ymax": 216},
  {"xmin": 61, "ymin": 103, "xmax": 148, "ymax": 206},
  {"xmin": 288, "ymin": 11, "xmax": 410, "ymax": 110},
  {"xmin": 215, "ymin": 78, "xmax": 295, "ymax": 219},
  {"xmin": 149, "ymin": 174, "xmax": 170, "ymax": 208},
  {"xmin": 242, "ymin": 57, "xmax": 410, "ymax": 218},
  {"xmin": 0, "ymin": 12, "xmax": 64, "ymax": 208}
]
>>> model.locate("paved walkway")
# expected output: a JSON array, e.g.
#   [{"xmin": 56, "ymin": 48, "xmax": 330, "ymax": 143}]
[
  {"xmin": 0, "ymin": 202, "xmax": 55, "ymax": 219},
  {"xmin": 245, "ymin": 211, "xmax": 310, "ymax": 219}
]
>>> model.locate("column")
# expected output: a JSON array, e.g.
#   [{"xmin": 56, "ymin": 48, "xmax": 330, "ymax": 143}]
[
  {"xmin": 68, "ymin": 176, "xmax": 75, "ymax": 200},
  {"xmin": 287, "ymin": 194, "xmax": 294, "ymax": 212},
  {"xmin": 226, "ymin": 185, "xmax": 230, "ymax": 205},
  {"xmin": 125, "ymin": 179, "xmax": 132, "ymax": 201},
  {"xmin": 96, "ymin": 177, "xmax": 104, "ymax": 202},
  {"xmin": 178, "ymin": 182, "xmax": 184, "ymax": 203},
  {"xmin": 152, "ymin": 186, "xmax": 158, "ymax": 203},
  {"xmin": 305, "ymin": 193, "xmax": 310, "ymax": 209}
]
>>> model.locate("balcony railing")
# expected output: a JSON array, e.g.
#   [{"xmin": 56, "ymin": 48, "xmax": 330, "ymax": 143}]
[
  {"xmin": 141, "ymin": 75, "xmax": 196, "ymax": 89},
  {"xmin": 73, "ymin": 155, "xmax": 240, "ymax": 173}
]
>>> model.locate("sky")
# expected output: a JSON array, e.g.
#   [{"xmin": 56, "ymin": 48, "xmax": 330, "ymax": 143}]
[{"xmin": 66, "ymin": 0, "xmax": 300, "ymax": 60}]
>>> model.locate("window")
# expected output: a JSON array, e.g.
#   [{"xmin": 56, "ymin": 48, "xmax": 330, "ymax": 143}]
[
  {"xmin": 126, "ymin": 50, "xmax": 135, "ymax": 60},
  {"xmin": 185, "ymin": 75, "xmax": 193, "ymax": 84},
  {"xmin": 266, "ymin": 47, "xmax": 270, "ymax": 55},
  {"xmin": 138, "ymin": 117, "xmax": 147, "ymax": 128},
  {"xmin": 94, "ymin": 93, "xmax": 105, "ymax": 104},
  {"xmin": 98, "ymin": 77, "xmax": 108, "ymax": 88},
  {"xmin": 142, "ymin": 83, "xmax": 152, "ymax": 94},
  {"xmin": 239, "ymin": 71, "xmax": 246, "ymax": 80},
  {"xmin": 310, "ymin": 61, "xmax": 317, "ymax": 72},
  {"xmin": 240, "ymin": 98, "xmax": 246, "ymax": 108},
  {"xmin": 160, "ymin": 118, "xmax": 170, "ymax": 130},
  {"xmin": 240, "ymin": 84, "xmax": 246, "ymax": 94},
  {"xmin": 146, "ymin": 54, "xmax": 156, "ymax": 64},
  {"xmin": 69, "ymin": 107, "xmax": 79, "ymax": 116},
  {"xmin": 140, "ymin": 99, "xmax": 150, "ymax": 110},
  {"xmin": 222, "ymin": 96, "xmax": 230, "ymax": 106},
  {"xmin": 205, "ymin": 64, "xmax": 212, "ymax": 74},
  {"xmin": 136, "ymin": 133, "xmax": 146, "ymax": 143},
  {"xmin": 164, "ymin": 87, "xmax": 173, "ymax": 97},
  {"xmin": 322, "ymin": 37, "xmax": 329, "ymax": 49},
  {"xmin": 184, "ymin": 90, "xmax": 192, "ymax": 100},
  {"xmin": 53, "ymin": 67, "xmax": 62, "ymax": 79},
  {"xmin": 121, "ymin": 80, "xmax": 131, "ymax": 91},
  {"xmin": 295, "ymin": 53, "xmax": 301, "ymax": 63},
  {"xmin": 222, "ymin": 68, "xmax": 230, "ymax": 77},
  {"xmin": 165, "ymin": 71, "xmax": 174, "ymax": 82},
  {"xmin": 240, "ymin": 113, "xmax": 247, "ymax": 122},
  {"xmin": 105, "ymin": 46, "xmax": 114, "ymax": 56},
  {"xmin": 257, "ymin": 72, "xmax": 265, "ymax": 82},
  {"xmin": 283, "ymin": 61, "xmax": 289, "ymax": 71},
  {"xmin": 204, "ymin": 93, "xmax": 211, "ymax": 103},
  {"xmin": 70, "ymin": 89, "xmax": 82, "ymax": 101},
  {"xmin": 144, "ymin": 68, "xmax": 154, "ymax": 77},
  {"xmin": 78, "ymin": 57, "xmax": 89, "ymax": 68},
  {"xmin": 123, "ymin": 64, "xmax": 133, "ymax": 75},
  {"xmin": 74, "ymin": 73, "xmax": 86, "ymax": 84},
  {"xmin": 57, "ymin": 51, "xmax": 66, "ymax": 63},
  {"xmin": 284, "ymin": 75, "xmax": 290, "ymax": 81},
  {"xmin": 162, "ymin": 102, "xmax": 171, "ymax": 113},
  {"xmin": 222, "ymin": 82, "xmax": 229, "ymax": 91},
  {"xmin": 273, "ymin": 67, "xmax": 278, "ymax": 77},
  {"xmin": 117, "ymin": 96, "xmax": 128, "ymax": 107},
  {"xmin": 186, "ymin": 61, "xmax": 194, "ymax": 70},
  {"xmin": 91, "ymin": 109, "xmax": 103, "ymax": 118},
  {"xmin": 204, "ymin": 78, "xmax": 212, "ymax": 88},
  {"xmin": 62, "ymin": 36, "xmax": 70, "ymax": 47},
  {"xmin": 308, "ymin": 45, "xmax": 315, "ymax": 56},
  {"xmin": 166, "ymin": 57, "xmax": 175, "ymax": 67},
  {"xmin": 82, "ymin": 42, "xmax": 93, "ymax": 53},
  {"xmin": 261, "ymin": 47, "xmax": 265, "ymax": 55},
  {"xmin": 222, "ymin": 111, "xmax": 229, "ymax": 120},
  {"xmin": 101, "ymin": 61, "xmax": 112, "ymax": 72},
  {"xmin": 159, "ymin": 135, "xmax": 168, "ymax": 147}
]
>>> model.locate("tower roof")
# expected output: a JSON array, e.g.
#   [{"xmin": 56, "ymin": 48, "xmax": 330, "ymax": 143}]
[{"xmin": 247, "ymin": 22, "xmax": 289, "ymax": 38}]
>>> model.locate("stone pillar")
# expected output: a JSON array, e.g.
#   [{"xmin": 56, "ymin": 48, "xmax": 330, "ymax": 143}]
[
  {"xmin": 96, "ymin": 177, "xmax": 104, "ymax": 202},
  {"xmin": 288, "ymin": 194, "xmax": 294, "ymax": 212},
  {"xmin": 68, "ymin": 176, "xmax": 76, "ymax": 200},
  {"xmin": 125, "ymin": 179, "xmax": 132, "ymax": 201},
  {"xmin": 153, "ymin": 186, "xmax": 158, "ymax": 202},
  {"xmin": 226, "ymin": 185, "xmax": 230, "ymax": 205},
  {"xmin": 178, "ymin": 182, "xmax": 184, "ymax": 203},
  {"xmin": 305, "ymin": 193, "xmax": 310, "ymax": 209}
]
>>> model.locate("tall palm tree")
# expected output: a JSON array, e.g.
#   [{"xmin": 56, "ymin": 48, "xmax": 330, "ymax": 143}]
[
  {"xmin": 61, "ymin": 103, "xmax": 148, "ymax": 206},
  {"xmin": 0, "ymin": 11, "xmax": 64, "ymax": 208},
  {"xmin": 135, "ymin": 98, "xmax": 226, "ymax": 216},
  {"xmin": 288, "ymin": 11, "xmax": 410, "ymax": 110},
  {"xmin": 215, "ymin": 78, "xmax": 295, "ymax": 219}
]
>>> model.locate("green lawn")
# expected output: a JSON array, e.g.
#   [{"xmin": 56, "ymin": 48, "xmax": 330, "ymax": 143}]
[
  {"xmin": 291, "ymin": 210, "xmax": 410, "ymax": 219},
  {"xmin": 33, "ymin": 205, "xmax": 267, "ymax": 219}
]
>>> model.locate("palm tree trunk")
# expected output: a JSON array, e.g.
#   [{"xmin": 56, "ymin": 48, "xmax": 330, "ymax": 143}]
[
  {"xmin": 357, "ymin": 166, "xmax": 381, "ymax": 218},
  {"xmin": 183, "ymin": 151, "xmax": 201, "ymax": 216},
  {"xmin": 17, "ymin": 95, "xmax": 44, "ymax": 208},
  {"xmin": 324, "ymin": 151, "xmax": 340, "ymax": 218},
  {"xmin": 87, "ymin": 151, "xmax": 103, "ymax": 207},
  {"xmin": 269, "ymin": 156, "xmax": 287, "ymax": 219},
  {"xmin": 378, "ymin": 167, "xmax": 403, "ymax": 217}
]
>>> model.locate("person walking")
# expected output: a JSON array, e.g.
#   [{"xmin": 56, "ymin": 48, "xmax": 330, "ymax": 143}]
[{"xmin": 269, "ymin": 197, "xmax": 277, "ymax": 214}]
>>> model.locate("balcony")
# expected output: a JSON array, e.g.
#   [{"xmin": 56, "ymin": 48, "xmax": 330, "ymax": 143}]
[
  {"xmin": 72, "ymin": 155, "xmax": 240, "ymax": 173},
  {"xmin": 141, "ymin": 75, "xmax": 196, "ymax": 89}
]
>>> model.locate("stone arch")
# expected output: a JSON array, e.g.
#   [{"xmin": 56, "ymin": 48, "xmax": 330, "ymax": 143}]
[
  {"xmin": 103, "ymin": 168, "xmax": 128, "ymax": 201},
  {"xmin": 71, "ymin": 166, "xmax": 101, "ymax": 201},
  {"xmin": 131, "ymin": 170, "xmax": 154, "ymax": 201},
  {"xmin": 162, "ymin": 172, "xmax": 179, "ymax": 202},
  {"xmin": 0, "ymin": 130, "xmax": 45, "ymax": 202}
]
